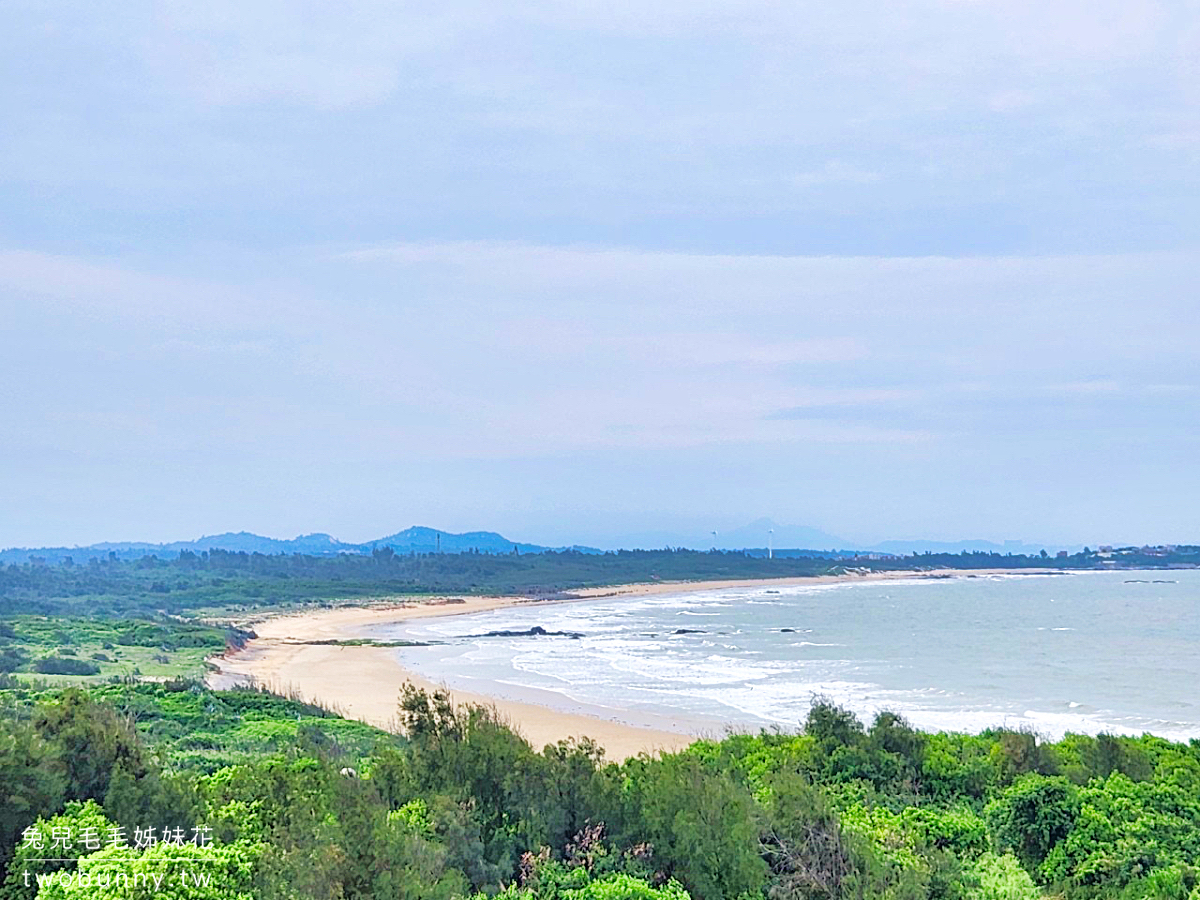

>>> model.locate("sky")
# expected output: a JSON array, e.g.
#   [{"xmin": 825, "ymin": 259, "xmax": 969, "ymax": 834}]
[{"xmin": 2, "ymin": 1, "xmax": 1198, "ymax": 550}]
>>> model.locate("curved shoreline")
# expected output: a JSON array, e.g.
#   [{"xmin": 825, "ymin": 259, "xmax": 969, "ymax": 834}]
[
  {"xmin": 206, "ymin": 595, "xmax": 703, "ymax": 759},
  {"xmin": 205, "ymin": 568, "xmax": 1060, "ymax": 759}
]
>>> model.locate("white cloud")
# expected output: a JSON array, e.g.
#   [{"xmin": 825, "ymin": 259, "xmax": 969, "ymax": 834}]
[{"xmin": 3, "ymin": 238, "xmax": 1199, "ymax": 544}]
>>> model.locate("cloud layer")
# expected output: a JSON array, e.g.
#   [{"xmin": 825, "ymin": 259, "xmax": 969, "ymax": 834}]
[{"xmin": 2, "ymin": 2, "xmax": 1198, "ymax": 547}]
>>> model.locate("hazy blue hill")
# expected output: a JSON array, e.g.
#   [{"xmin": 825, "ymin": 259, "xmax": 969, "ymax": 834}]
[
  {"xmin": 717, "ymin": 517, "xmax": 848, "ymax": 551},
  {"xmin": 597, "ymin": 518, "xmax": 848, "ymax": 552},
  {"xmin": 372, "ymin": 525, "xmax": 549, "ymax": 554},
  {"xmin": 0, "ymin": 521, "xmax": 1070, "ymax": 565},
  {"xmin": 868, "ymin": 538, "xmax": 1062, "ymax": 556},
  {"xmin": 0, "ymin": 526, "xmax": 593, "ymax": 564},
  {"xmin": 163, "ymin": 531, "xmax": 355, "ymax": 555},
  {"xmin": 0, "ymin": 531, "xmax": 364, "ymax": 564},
  {"xmin": 598, "ymin": 519, "xmax": 1070, "ymax": 556},
  {"xmin": 710, "ymin": 520, "xmax": 1064, "ymax": 556}
]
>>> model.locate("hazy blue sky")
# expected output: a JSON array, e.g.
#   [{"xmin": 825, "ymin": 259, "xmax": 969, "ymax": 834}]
[{"xmin": 2, "ymin": 1, "xmax": 1198, "ymax": 549}]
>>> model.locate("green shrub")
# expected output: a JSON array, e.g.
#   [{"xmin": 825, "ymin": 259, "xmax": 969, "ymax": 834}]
[
  {"xmin": 965, "ymin": 852, "xmax": 1040, "ymax": 900},
  {"xmin": 31, "ymin": 658, "xmax": 100, "ymax": 677}
]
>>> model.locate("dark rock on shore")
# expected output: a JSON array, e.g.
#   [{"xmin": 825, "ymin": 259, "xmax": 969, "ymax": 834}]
[{"xmin": 474, "ymin": 625, "xmax": 584, "ymax": 639}]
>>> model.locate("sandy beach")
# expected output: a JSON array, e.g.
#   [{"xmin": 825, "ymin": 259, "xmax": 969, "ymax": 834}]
[{"xmin": 206, "ymin": 569, "xmax": 1056, "ymax": 760}]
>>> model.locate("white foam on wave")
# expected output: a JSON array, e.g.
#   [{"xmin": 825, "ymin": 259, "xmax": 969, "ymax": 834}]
[
  {"xmin": 511, "ymin": 639, "xmax": 801, "ymax": 688},
  {"xmin": 391, "ymin": 569, "xmax": 1200, "ymax": 741},
  {"xmin": 682, "ymin": 677, "xmax": 885, "ymax": 726}
]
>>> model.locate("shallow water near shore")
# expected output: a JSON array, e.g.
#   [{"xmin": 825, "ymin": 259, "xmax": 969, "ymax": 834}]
[{"xmin": 378, "ymin": 570, "xmax": 1200, "ymax": 739}]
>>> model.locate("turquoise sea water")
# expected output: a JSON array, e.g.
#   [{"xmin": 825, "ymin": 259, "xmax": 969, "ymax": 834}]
[{"xmin": 379, "ymin": 570, "xmax": 1200, "ymax": 738}]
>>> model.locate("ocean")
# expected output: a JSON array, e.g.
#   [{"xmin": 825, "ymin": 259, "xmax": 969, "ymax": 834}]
[{"xmin": 377, "ymin": 569, "xmax": 1200, "ymax": 739}]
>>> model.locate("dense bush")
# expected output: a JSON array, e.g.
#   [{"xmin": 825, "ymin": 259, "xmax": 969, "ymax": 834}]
[
  {"xmin": 5, "ymin": 685, "xmax": 1200, "ymax": 899},
  {"xmin": 30, "ymin": 658, "xmax": 100, "ymax": 676}
]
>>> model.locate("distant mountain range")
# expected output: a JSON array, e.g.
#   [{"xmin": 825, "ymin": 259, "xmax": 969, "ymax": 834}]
[
  {"xmin": 717, "ymin": 518, "xmax": 847, "ymax": 551},
  {"xmin": 0, "ymin": 526, "xmax": 604, "ymax": 566},
  {"xmin": 594, "ymin": 519, "xmax": 1069, "ymax": 557},
  {"xmin": 371, "ymin": 526, "xmax": 559, "ymax": 556},
  {"xmin": 0, "ymin": 519, "xmax": 1071, "ymax": 565}
]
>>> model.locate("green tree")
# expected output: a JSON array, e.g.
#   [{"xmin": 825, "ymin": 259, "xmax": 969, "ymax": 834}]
[
  {"xmin": 32, "ymin": 690, "xmax": 149, "ymax": 804},
  {"xmin": 0, "ymin": 717, "xmax": 65, "ymax": 874},
  {"xmin": 35, "ymin": 841, "xmax": 261, "ymax": 900},
  {"xmin": 1, "ymin": 800, "xmax": 111, "ymax": 900},
  {"xmin": 985, "ymin": 775, "xmax": 1078, "ymax": 876},
  {"xmin": 621, "ymin": 755, "xmax": 766, "ymax": 900},
  {"xmin": 759, "ymin": 770, "xmax": 858, "ymax": 899}
]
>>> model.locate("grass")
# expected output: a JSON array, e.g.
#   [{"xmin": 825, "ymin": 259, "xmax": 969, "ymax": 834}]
[
  {"xmin": 0, "ymin": 679, "xmax": 398, "ymax": 772},
  {"xmin": 0, "ymin": 615, "xmax": 233, "ymax": 684}
]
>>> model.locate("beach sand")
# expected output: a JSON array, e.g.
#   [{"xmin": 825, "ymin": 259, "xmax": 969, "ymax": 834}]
[
  {"xmin": 206, "ymin": 596, "xmax": 704, "ymax": 759},
  {"xmin": 206, "ymin": 568, "xmax": 1055, "ymax": 760}
]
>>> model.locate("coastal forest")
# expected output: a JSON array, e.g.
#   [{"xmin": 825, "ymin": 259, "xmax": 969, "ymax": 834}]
[{"xmin": 3, "ymin": 680, "xmax": 1200, "ymax": 899}]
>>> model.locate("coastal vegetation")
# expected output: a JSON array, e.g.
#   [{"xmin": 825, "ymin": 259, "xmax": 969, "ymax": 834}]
[
  {"xmin": 3, "ymin": 681, "xmax": 1200, "ymax": 899},
  {"xmin": 4, "ymin": 546, "xmax": 1197, "ymax": 618},
  {"xmin": 0, "ymin": 617, "xmax": 245, "ymax": 684},
  {"xmin": 3, "ymin": 549, "xmax": 1198, "ymax": 896}
]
